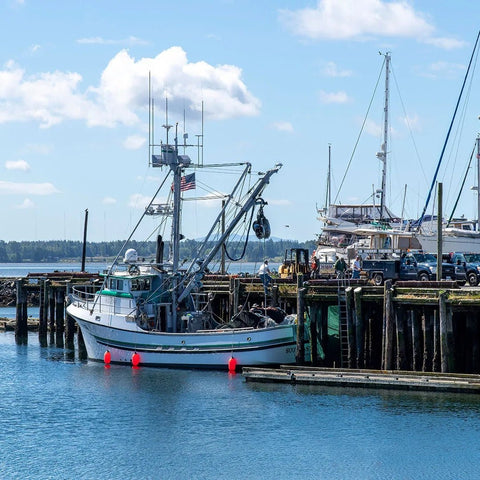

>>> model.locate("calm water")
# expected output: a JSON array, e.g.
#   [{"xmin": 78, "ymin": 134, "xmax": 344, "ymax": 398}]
[{"xmin": 1, "ymin": 332, "xmax": 480, "ymax": 479}]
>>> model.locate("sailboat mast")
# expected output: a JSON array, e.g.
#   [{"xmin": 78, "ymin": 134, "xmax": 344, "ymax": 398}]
[
  {"xmin": 378, "ymin": 52, "xmax": 390, "ymax": 221},
  {"xmin": 325, "ymin": 144, "xmax": 331, "ymax": 210}
]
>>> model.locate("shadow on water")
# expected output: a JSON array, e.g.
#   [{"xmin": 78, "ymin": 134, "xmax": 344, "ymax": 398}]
[{"xmin": 244, "ymin": 376, "xmax": 480, "ymax": 415}]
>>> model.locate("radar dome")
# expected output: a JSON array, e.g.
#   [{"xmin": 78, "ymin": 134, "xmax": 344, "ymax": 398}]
[{"xmin": 124, "ymin": 249, "xmax": 138, "ymax": 264}]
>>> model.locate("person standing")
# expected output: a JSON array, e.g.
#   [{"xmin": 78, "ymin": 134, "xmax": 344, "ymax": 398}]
[
  {"xmin": 258, "ymin": 260, "xmax": 272, "ymax": 292},
  {"xmin": 334, "ymin": 256, "xmax": 347, "ymax": 279},
  {"xmin": 352, "ymin": 255, "xmax": 362, "ymax": 279}
]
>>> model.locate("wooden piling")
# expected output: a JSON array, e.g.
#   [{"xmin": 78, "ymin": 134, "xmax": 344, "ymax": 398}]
[
  {"xmin": 344, "ymin": 287, "xmax": 354, "ymax": 368},
  {"xmin": 309, "ymin": 305, "xmax": 319, "ymax": 366},
  {"xmin": 422, "ymin": 309, "xmax": 432, "ymax": 372},
  {"xmin": 15, "ymin": 279, "xmax": 28, "ymax": 343},
  {"xmin": 410, "ymin": 309, "xmax": 421, "ymax": 371},
  {"xmin": 38, "ymin": 280, "xmax": 48, "ymax": 337},
  {"xmin": 439, "ymin": 291, "xmax": 455, "ymax": 373},
  {"xmin": 295, "ymin": 287, "xmax": 306, "ymax": 365},
  {"xmin": 382, "ymin": 280, "xmax": 394, "ymax": 370},
  {"xmin": 353, "ymin": 287, "xmax": 364, "ymax": 369},
  {"xmin": 395, "ymin": 306, "xmax": 407, "ymax": 370}
]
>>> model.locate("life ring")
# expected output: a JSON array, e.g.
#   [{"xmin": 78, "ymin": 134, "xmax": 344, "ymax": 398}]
[{"xmin": 128, "ymin": 264, "xmax": 140, "ymax": 275}]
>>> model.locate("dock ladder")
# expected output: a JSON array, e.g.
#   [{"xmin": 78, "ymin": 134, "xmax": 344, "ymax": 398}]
[{"xmin": 337, "ymin": 285, "xmax": 349, "ymax": 368}]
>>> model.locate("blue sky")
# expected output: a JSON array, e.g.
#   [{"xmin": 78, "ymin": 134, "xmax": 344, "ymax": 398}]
[{"xmin": 1, "ymin": 0, "xmax": 480, "ymax": 243}]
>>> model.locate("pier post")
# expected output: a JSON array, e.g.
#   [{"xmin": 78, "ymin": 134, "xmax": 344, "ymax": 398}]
[
  {"xmin": 309, "ymin": 305, "xmax": 319, "ymax": 366},
  {"xmin": 65, "ymin": 283, "xmax": 75, "ymax": 347},
  {"xmin": 410, "ymin": 309, "xmax": 421, "ymax": 371},
  {"xmin": 395, "ymin": 306, "xmax": 407, "ymax": 370},
  {"xmin": 432, "ymin": 310, "xmax": 440, "ymax": 372},
  {"xmin": 38, "ymin": 280, "xmax": 48, "ymax": 341},
  {"xmin": 353, "ymin": 287, "xmax": 364, "ymax": 368},
  {"xmin": 439, "ymin": 292, "xmax": 454, "ymax": 373},
  {"xmin": 48, "ymin": 285, "xmax": 55, "ymax": 335},
  {"xmin": 15, "ymin": 279, "xmax": 28, "ymax": 343},
  {"xmin": 422, "ymin": 308, "xmax": 433, "ymax": 372},
  {"xmin": 344, "ymin": 287, "xmax": 354, "ymax": 368},
  {"xmin": 271, "ymin": 285, "xmax": 279, "ymax": 308},
  {"xmin": 382, "ymin": 280, "xmax": 394, "ymax": 370},
  {"xmin": 55, "ymin": 288, "xmax": 65, "ymax": 348},
  {"xmin": 295, "ymin": 286, "xmax": 306, "ymax": 365}
]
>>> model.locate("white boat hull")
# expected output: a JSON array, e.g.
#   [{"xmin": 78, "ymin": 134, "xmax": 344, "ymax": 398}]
[
  {"xmin": 417, "ymin": 233, "xmax": 480, "ymax": 254},
  {"xmin": 68, "ymin": 303, "xmax": 297, "ymax": 369}
]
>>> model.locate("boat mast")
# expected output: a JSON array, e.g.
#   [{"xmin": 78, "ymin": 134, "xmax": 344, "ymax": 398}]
[
  {"xmin": 325, "ymin": 144, "xmax": 331, "ymax": 211},
  {"xmin": 376, "ymin": 52, "xmax": 390, "ymax": 221}
]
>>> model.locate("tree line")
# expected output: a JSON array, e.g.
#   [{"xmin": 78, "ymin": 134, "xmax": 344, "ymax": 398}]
[{"xmin": 0, "ymin": 238, "xmax": 317, "ymax": 263}]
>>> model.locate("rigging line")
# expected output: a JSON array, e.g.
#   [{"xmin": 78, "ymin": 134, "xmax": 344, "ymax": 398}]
[
  {"xmin": 223, "ymin": 206, "xmax": 255, "ymax": 261},
  {"xmin": 417, "ymin": 29, "xmax": 480, "ymax": 228},
  {"xmin": 444, "ymin": 47, "xmax": 478, "ymax": 208},
  {"xmin": 447, "ymin": 143, "xmax": 476, "ymax": 226},
  {"xmin": 333, "ymin": 56, "xmax": 386, "ymax": 204},
  {"xmin": 90, "ymin": 173, "xmax": 171, "ymax": 311},
  {"xmin": 390, "ymin": 65, "xmax": 428, "ymax": 185}
]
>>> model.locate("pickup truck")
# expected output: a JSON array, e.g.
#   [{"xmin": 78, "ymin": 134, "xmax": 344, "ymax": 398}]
[
  {"xmin": 362, "ymin": 253, "xmax": 456, "ymax": 286},
  {"xmin": 450, "ymin": 252, "xmax": 479, "ymax": 286}
]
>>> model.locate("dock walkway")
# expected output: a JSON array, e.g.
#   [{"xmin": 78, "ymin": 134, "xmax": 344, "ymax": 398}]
[{"xmin": 243, "ymin": 366, "xmax": 480, "ymax": 394}]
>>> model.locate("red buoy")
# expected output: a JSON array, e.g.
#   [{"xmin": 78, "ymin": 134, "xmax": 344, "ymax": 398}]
[
  {"xmin": 228, "ymin": 356, "xmax": 237, "ymax": 372},
  {"xmin": 131, "ymin": 352, "xmax": 140, "ymax": 367},
  {"xmin": 104, "ymin": 350, "xmax": 111, "ymax": 365}
]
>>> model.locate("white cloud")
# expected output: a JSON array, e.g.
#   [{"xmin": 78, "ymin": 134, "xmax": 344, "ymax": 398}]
[
  {"xmin": 319, "ymin": 90, "xmax": 349, "ymax": 104},
  {"xmin": 124, "ymin": 134, "xmax": 146, "ymax": 150},
  {"xmin": 268, "ymin": 199, "xmax": 292, "ymax": 206},
  {"xmin": 23, "ymin": 143, "xmax": 53, "ymax": 155},
  {"xmin": 279, "ymin": 0, "xmax": 462, "ymax": 49},
  {"xmin": 401, "ymin": 113, "xmax": 421, "ymax": 132},
  {"xmin": 272, "ymin": 121, "xmax": 293, "ymax": 132},
  {"xmin": 77, "ymin": 36, "xmax": 149, "ymax": 46},
  {"xmin": 128, "ymin": 193, "xmax": 152, "ymax": 209},
  {"xmin": 362, "ymin": 119, "xmax": 382, "ymax": 137},
  {"xmin": 30, "ymin": 44, "xmax": 41, "ymax": 53},
  {"xmin": 102, "ymin": 196, "xmax": 117, "ymax": 205},
  {"xmin": 0, "ymin": 181, "xmax": 59, "ymax": 195},
  {"xmin": 0, "ymin": 47, "xmax": 260, "ymax": 128},
  {"xmin": 323, "ymin": 61, "xmax": 352, "ymax": 77},
  {"xmin": 5, "ymin": 159, "xmax": 30, "ymax": 171},
  {"xmin": 424, "ymin": 37, "xmax": 466, "ymax": 50},
  {"xmin": 16, "ymin": 198, "xmax": 34, "ymax": 209}
]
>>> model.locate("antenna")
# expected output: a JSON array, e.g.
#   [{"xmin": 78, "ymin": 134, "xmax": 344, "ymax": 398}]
[{"xmin": 162, "ymin": 97, "xmax": 173, "ymax": 144}]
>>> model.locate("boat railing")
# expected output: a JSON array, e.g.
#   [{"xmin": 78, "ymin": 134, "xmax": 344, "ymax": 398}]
[{"xmin": 70, "ymin": 286, "xmax": 143, "ymax": 317}]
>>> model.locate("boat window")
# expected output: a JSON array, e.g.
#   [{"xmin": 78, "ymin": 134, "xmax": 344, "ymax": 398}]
[{"xmin": 131, "ymin": 278, "xmax": 151, "ymax": 291}]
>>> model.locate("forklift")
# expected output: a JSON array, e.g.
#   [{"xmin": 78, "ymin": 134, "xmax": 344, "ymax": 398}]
[{"xmin": 278, "ymin": 248, "xmax": 311, "ymax": 279}]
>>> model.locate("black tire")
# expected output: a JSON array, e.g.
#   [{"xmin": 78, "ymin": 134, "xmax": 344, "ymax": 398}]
[
  {"xmin": 418, "ymin": 272, "xmax": 430, "ymax": 282},
  {"xmin": 468, "ymin": 272, "xmax": 479, "ymax": 286},
  {"xmin": 372, "ymin": 273, "xmax": 383, "ymax": 286}
]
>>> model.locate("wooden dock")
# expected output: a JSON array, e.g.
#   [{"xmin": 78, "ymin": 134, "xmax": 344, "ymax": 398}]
[{"xmin": 243, "ymin": 366, "xmax": 480, "ymax": 394}]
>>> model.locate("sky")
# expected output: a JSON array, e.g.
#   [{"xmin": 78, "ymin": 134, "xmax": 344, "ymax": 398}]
[{"xmin": 1, "ymin": 0, "xmax": 480, "ymax": 243}]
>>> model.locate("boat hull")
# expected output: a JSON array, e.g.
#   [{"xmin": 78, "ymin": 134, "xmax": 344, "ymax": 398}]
[
  {"xmin": 69, "ymin": 304, "xmax": 297, "ymax": 369},
  {"xmin": 417, "ymin": 233, "xmax": 480, "ymax": 254}
]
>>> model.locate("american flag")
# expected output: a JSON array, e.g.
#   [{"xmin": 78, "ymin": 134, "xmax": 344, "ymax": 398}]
[{"xmin": 180, "ymin": 173, "xmax": 196, "ymax": 191}]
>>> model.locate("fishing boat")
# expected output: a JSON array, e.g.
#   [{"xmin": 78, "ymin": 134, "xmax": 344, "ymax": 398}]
[{"xmin": 66, "ymin": 114, "xmax": 297, "ymax": 369}]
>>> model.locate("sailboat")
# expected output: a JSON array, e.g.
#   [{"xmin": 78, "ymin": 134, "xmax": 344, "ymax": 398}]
[
  {"xmin": 66, "ymin": 111, "xmax": 297, "ymax": 369},
  {"xmin": 314, "ymin": 53, "xmax": 407, "ymax": 263},
  {"xmin": 414, "ymin": 31, "xmax": 480, "ymax": 254}
]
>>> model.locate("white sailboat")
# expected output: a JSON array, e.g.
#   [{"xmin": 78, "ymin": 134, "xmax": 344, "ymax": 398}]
[
  {"xmin": 315, "ymin": 53, "xmax": 404, "ymax": 263},
  {"xmin": 67, "ymin": 114, "xmax": 297, "ymax": 369}
]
